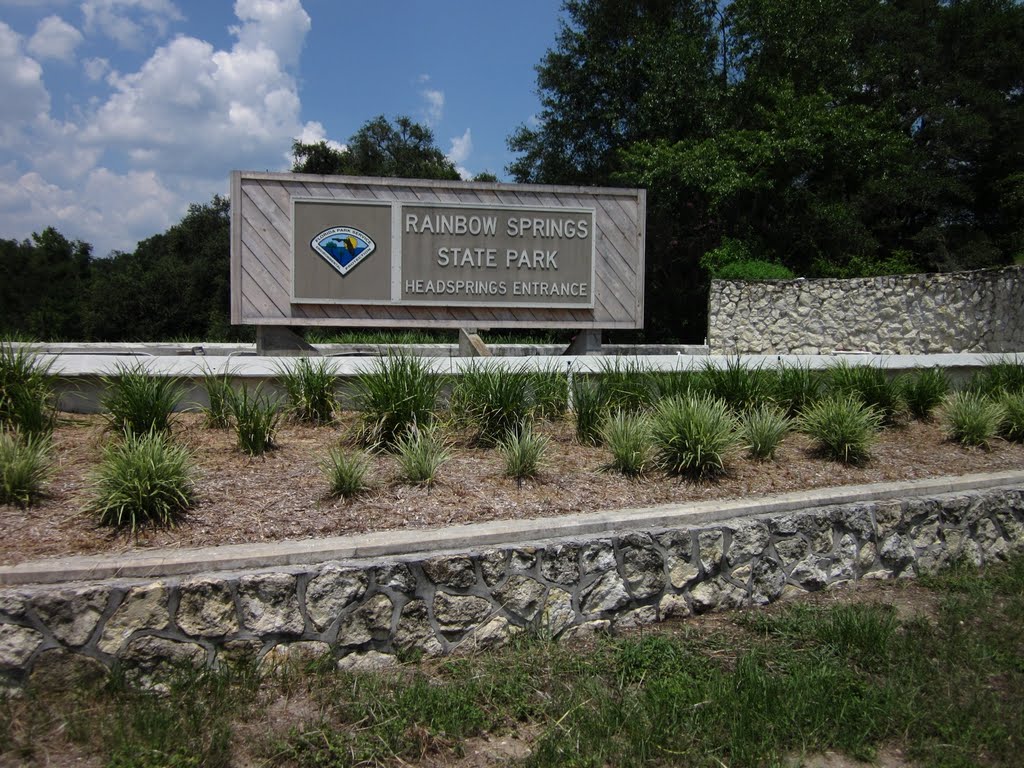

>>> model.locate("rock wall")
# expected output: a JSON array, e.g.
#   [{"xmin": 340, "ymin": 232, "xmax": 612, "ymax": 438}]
[
  {"xmin": 708, "ymin": 266, "xmax": 1024, "ymax": 354},
  {"xmin": 2, "ymin": 485, "xmax": 1023, "ymax": 687}
]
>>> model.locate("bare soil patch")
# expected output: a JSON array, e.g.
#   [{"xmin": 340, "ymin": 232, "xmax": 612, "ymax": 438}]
[{"xmin": 1, "ymin": 412, "xmax": 1022, "ymax": 565}]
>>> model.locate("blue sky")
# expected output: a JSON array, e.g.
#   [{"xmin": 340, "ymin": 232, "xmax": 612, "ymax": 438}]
[{"xmin": 0, "ymin": 0, "xmax": 563, "ymax": 257}]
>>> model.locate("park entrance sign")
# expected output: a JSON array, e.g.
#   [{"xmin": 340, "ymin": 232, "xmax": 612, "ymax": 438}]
[{"xmin": 231, "ymin": 172, "xmax": 645, "ymax": 331}]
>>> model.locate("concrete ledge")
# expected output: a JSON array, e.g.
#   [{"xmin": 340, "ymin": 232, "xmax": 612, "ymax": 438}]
[{"xmin": 4, "ymin": 470, "xmax": 1022, "ymax": 586}]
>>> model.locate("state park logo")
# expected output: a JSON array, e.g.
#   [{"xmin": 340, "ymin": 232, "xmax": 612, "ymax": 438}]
[{"xmin": 310, "ymin": 226, "xmax": 376, "ymax": 277}]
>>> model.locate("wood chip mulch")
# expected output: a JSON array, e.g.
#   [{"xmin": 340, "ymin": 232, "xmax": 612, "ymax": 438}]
[{"xmin": 1, "ymin": 412, "xmax": 1022, "ymax": 566}]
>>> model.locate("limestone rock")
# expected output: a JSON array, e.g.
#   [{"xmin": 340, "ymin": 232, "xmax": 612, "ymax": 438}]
[
  {"xmin": 433, "ymin": 593, "xmax": 491, "ymax": 633},
  {"xmin": 177, "ymin": 577, "xmax": 238, "ymax": 637},
  {"xmin": 580, "ymin": 572, "xmax": 630, "ymax": 615},
  {"xmin": 117, "ymin": 635, "xmax": 206, "ymax": 678},
  {"xmin": 774, "ymin": 536, "xmax": 809, "ymax": 567},
  {"xmin": 337, "ymin": 650, "xmax": 398, "ymax": 672},
  {"xmin": 879, "ymin": 534, "xmax": 915, "ymax": 572},
  {"xmin": 32, "ymin": 586, "xmax": 108, "ymax": 647},
  {"xmin": 658, "ymin": 594, "xmax": 691, "ymax": 619},
  {"xmin": 262, "ymin": 640, "xmax": 330, "ymax": 667},
  {"xmin": 667, "ymin": 556, "xmax": 700, "ymax": 589},
  {"xmin": 0, "ymin": 624, "xmax": 44, "ymax": 668},
  {"xmin": 580, "ymin": 541, "xmax": 616, "ymax": 575},
  {"xmin": 493, "ymin": 575, "xmax": 546, "ymax": 622},
  {"xmin": 621, "ymin": 540, "xmax": 665, "ymax": 599},
  {"xmin": 239, "ymin": 573, "xmax": 304, "ymax": 635},
  {"xmin": 751, "ymin": 558, "xmax": 785, "ymax": 604},
  {"xmin": 423, "ymin": 556, "xmax": 477, "ymax": 590},
  {"xmin": 480, "ymin": 550, "xmax": 508, "ymax": 586},
  {"xmin": 540, "ymin": 543, "xmax": 580, "ymax": 585},
  {"xmin": 857, "ymin": 541, "xmax": 878, "ymax": 572},
  {"xmin": 561, "ymin": 620, "xmax": 611, "ymax": 642},
  {"xmin": 510, "ymin": 548, "xmax": 537, "ymax": 570},
  {"xmin": 99, "ymin": 583, "xmax": 169, "ymax": 654},
  {"xmin": 462, "ymin": 616, "xmax": 517, "ymax": 652},
  {"xmin": 727, "ymin": 522, "xmax": 770, "ymax": 565},
  {"xmin": 541, "ymin": 588, "xmax": 575, "ymax": 636},
  {"xmin": 305, "ymin": 565, "xmax": 367, "ymax": 631},
  {"xmin": 0, "ymin": 592, "xmax": 28, "ymax": 619},
  {"xmin": 394, "ymin": 600, "xmax": 437, "ymax": 653},
  {"xmin": 690, "ymin": 579, "xmax": 746, "ymax": 614},
  {"xmin": 789, "ymin": 556, "xmax": 830, "ymax": 590},
  {"xmin": 28, "ymin": 649, "xmax": 107, "ymax": 690},
  {"xmin": 373, "ymin": 564, "xmax": 416, "ymax": 593},
  {"xmin": 615, "ymin": 606, "xmax": 658, "ymax": 630},
  {"xmin": 338, "ymin": 594, "xmax": 394, "ymax": 646},
  {"xmin": 698, "ymin": 530, "xmax": 724, "ymax": 574}
]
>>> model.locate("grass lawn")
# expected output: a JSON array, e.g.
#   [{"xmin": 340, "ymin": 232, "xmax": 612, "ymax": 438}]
[{"xmin": 3, "ymin": 555, "xmax": 1023, "ymax": 767}]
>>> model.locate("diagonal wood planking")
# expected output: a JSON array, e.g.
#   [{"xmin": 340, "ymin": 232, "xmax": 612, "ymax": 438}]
[{"xmin": 233, "ymin": 172, "xmax": 645, "ymax": 329}]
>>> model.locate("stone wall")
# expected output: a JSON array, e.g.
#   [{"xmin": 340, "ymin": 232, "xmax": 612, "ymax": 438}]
[
  {"xmin": 708, "ymin": 266, "xmax": 1024, "ymax": 354},
  {"xmin": 2, "ymin": 485, "xmax": 1023, "ymax": 687}
]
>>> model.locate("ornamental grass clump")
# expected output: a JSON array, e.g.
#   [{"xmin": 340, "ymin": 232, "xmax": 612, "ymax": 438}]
[
  {"xmin": 650, "ymin": 393, "xmax": 739, "ymax": 478},
  {"xmin": 966, "ymin": 357, "xmax": 1024, "ymax": 397},
  {"xmin": 451, "ymin": 361, "xmax": 532, "ymax": 445},
  {"xmin": 739, "ymin": 404, "xmax": 791, "ymax": 461},
  {"xmin": 0, "ymin": 339, "xmax": 57, "ymax": 437},
  {"xmin": 278, "ymin": 357, "xmax": 339, "ymax": 425},
  {"xmin": 773, "ymin": 362, "xmax": 822, "ymax": 417},
  {"xmin": 599, "ymin": 410, "xmax": 651, "ymax": 476},
  {"xmin": 200, "ymin": 366, "xmax": 234, "ymax": 428},
  {"xmin": 528, "ymin": 364, "xmax": 569, "ymax": 420},
  {"xmin": 353, "ymin": 353, "xmax": 442, "ymax": 449},
  {"xmin": 798, "ymin": 395, "xmax": 883, "ymax": 464},
  {"xmin": 900, "ymin": 367, "xmax": 950, "ymax": 421},
  {"xmin": 1001, "ymin": 392, "xmax": 1024, "ymax": 443},
  {"xmin": 0, "ymin": 429, "xmax": 51, "ymax": 507},
  {"xmin": 698, "ymin": 357, "xmax": 775, "ymax": 412},
  {"xmin": 323, "ymin": 446, "xmax": 371, "ymax": 498},
  {"xmin": 942, "ymin": 391, "xmax": 1005, "ymax": 449},
  {"xmin": 101, "ymin": 362, "xmax": 183, "ymax": 437},
  {"xmin": 498, "ymin": 425, "xmax": 549, "ymax": 483},
  {"xmin": 394, "ymin": 424, "xmax": 449, "ymax": 486},
  {"xmin": 597, "ymin": 358, "xmax": 657, "ymax": 414},
  {"xmin": 825, "ymin": 360, "xmax": 905, "ymax": 425},
  {"xmin": 229, "ymin": 385, "xmax": 280, "ymax": 456},
  {"xmin": 572, "ymin": 377, "xmax": 606, "ymax": 445},
  {"xmin": 90, "ymin": 431, "xmax": 195, "ymax": 532}
]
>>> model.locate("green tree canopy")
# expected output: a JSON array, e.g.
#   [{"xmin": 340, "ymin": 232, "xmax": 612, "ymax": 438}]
[{"xmin": 292, "ymin": 115, "xmax": 460, "ymax": 180}]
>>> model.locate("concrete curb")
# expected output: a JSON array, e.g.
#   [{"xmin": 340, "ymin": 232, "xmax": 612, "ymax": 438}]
[{"xmin": 4, "ymin": 469, "xmax": 1022, "ymax": 586}]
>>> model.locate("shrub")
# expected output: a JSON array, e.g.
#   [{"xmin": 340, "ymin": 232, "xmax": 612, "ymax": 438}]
[
  {"xmin": 773, "ymin": 363, "xmax": 822, "ymax": 417},
  {"xmin": 798, "ymin": 395, "xmax": 883, "ymax": 464},
  {"xmin": 323, "ymin": 447, "xmax": 371, "ymax": 498},
  {"xmin": 529, "ymin": 364, "xmax": 569, "ymax": 420},
  {"xmin": 0, "ymin": 340, "xmax": 57, "ymax": 437},
  {"xmin": 825, "ymin": 360, "xmax": 905, "ymax": 425},
  {"xmin": 599, "ymin": 410, "xmax": 650, "ymax": 476},
  {"xmin": 942, "ymin": 391, "xmax": 1005, "ymax": 449},
  {"xmin": 739, "ymin": 405, "xmax": 791, "ymax": 460},
  {"xmin": 200, "ymin": 366, "xmax": 234, "ymax": 429},
  {"xmin": 0, "ymin": 429, "xmax": 51, "ymax": 507},
  {"xmin": 498, "ymin": 425, "xmax": 549, "ymax": 483},
  {"xmin": 648, "ymin": 370, "xmax": 699, "ymax": 402},
  {"xmin": 102, "ymin": 363, "xmax": 183, "ymax": 437},
  {"xmin": 650, "ymin": 393, "xmax": 739, "ymax": 478},
  {"xmin": 451, "ymin": 362, "xmax": 532, "ymax": 445},
  {"xmin": 229, "ymin": 386, "xmax": 280, "ymax": 455},
  {"xmin": 1001, "ymin": 392, "xmax": 1024, "ymax": 443},
  {"xmin": 90, "ymin": 431, "xmax": 195, "ymax": 531},
  {"xmin": 572, "ymin": 377, "xmax": 605, "ymax": 445},
  {"xmin": 900, "ymin": 367, "xmax": 950, "ymax": 421},
  {"xmin": 698, "ymin": 357, "xmax": 774, "ymax": 412},
  {"xmin": 353, "ymin": 353, "xmax": 442, "ymax": 448},
  {"xmin": 394, "ymin": 424, "xmax": 449, "ymax": 486},
  {"xmin": 278, "ymin": 358, "xmax": 338, "ymax": 425}
]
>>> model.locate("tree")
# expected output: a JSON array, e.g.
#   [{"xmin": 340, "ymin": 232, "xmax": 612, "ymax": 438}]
[{"xmin": 292, "ymin": 116, "xmax": 460, "ymax": 180}]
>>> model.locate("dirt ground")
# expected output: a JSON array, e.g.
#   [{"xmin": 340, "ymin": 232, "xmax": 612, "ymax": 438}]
[{"xmin": 2, "ymin": 411, "xmax": 1022, "ymax": 566}]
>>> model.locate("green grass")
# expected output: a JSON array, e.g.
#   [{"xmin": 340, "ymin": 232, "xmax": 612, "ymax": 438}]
[
  {"xmin": 799, "ymin": 394, "xmax": 883, "ymax": 464},
  {"xmin": 393, "ymin": 423, "xmax": 449, "ymax": 486},
  {"xmin": 7, "ymin": 556, "xmax": 1024, "ymax": 767},
  {"xmin": 599, "ymin": 409, "xmax": 651, "ymax": 476},
  {"xmin": 0, "ymin": 339, "xmax": 57, "ymax": 437},
  {"xmin": 451, "ymin": 361, "xmax": 533, "ymax": 445},
  {"xmin": 0, "ymin": 429, "xmax": 51, "ymax": 506},
  {"xmin": 277, "ymin": 357, "xmax": 338, "ymax": 425},
  {"xmin": 228, "ymin": 385, "xmax": 280, "ymax": 456},
  {"xmin": 89, "ymin": 430, "xmax": 195, "ymax": 531},
  {"xmin": 650, "ymin": 392, "xmax": 739, "ymax": 477},
  {"xmin": 942, "ymin": 391, "xmax": 1005, "ymax": 448},
  {"xmin": 738, "ymin": 403, "xmax": 791, "ymax": 460},
  {"xmin": 352, "ymin": 352, "xmax": 443, "ymax": 449},
  {"xmin": 322, "ymin": 446, "xmax": 371, "ymax": 498},
  {"xmin": 101, "ymin": 362, "xmax": 183, "ymax": 437},
  {"xmin": 199, "ymin": 366, "xmax": 234, "ymax": 428},
  {"xmin": 497, "ymin": 425, "xmax": 549, "ymax": 483}
]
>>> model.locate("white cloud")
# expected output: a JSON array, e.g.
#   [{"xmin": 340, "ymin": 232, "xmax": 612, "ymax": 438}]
[
  {"xmin": 83, "ymin": 56, "xmax": 110, "ymax": 80},
  {"xmin": 447, "ymin": 127, "xmax": 473, "ymax": 178},
  {"xmin": 231, "ymin": 0, "xmax": 310, "ymax": 70},
  {"xmin": 82, "ymin": 0, "xmax": 184, "ymax": 49},
  {"xmin": 420, "ymin": 86, "xmax": 444, "ymax": 126},
  {"xmin": 0, "ymin": 23, "xmax": 51, "ymax": 147},
  {"xmin": 27, "ymin": 15, "xmax": 83, "ymax": 61}
]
